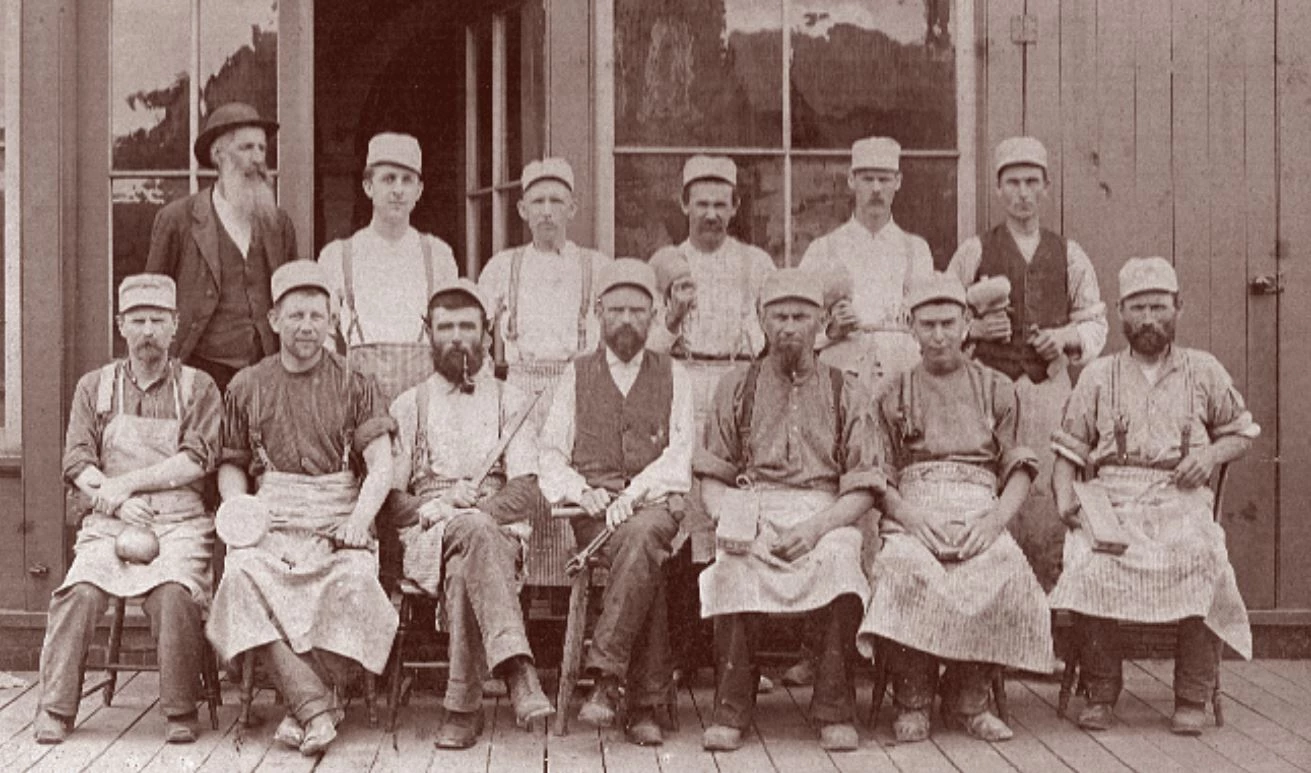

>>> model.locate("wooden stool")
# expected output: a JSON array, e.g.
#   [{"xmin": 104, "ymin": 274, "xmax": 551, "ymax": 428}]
[
  {"xmin": 84, "ymin": 595, "xmax": 222, "ymax": 730},
  {"xmin": 866, "ymin": 637, "xmax": 1007, "ymax": 729},
  {"xmin": 386, "ymin": 579, "xmax": 449, "ymax": 731}
]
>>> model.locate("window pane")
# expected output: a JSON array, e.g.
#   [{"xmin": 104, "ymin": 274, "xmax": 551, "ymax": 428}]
[
  {"xmin": 111, "ymin": 0, "xmax": 190, "ymax": 170},
  {"xmin": 791, "ymin": 155, "xmax": 957, "ymax": 267},
  {"xmin": 505, "ymin": 185, "xmax": 529, "ymax": 249},
  {"xmin": 469, "ymin": 193, "xmax": 493, "ymax": 268},
  {"xmin": 513, "ymin": 0, "xmax": 547, "ymax": 177},
  {"xmin": 615, "ymin": 154, "xmax": 785, "ymax": 265},
  {"xmin": 790, "ymin": 0, "xmax": 955, "ymax": 149},
  {"xmin": 200, "ymin": 0, "xmax": 279, "ymax": 168},
  {"xmin": 473, "ymin": 20, "xmax": 493, "ymax": 189},
  {"xmin": 615, "ymin": 0, "xmax": 783, "ymax": 147},
  {"xmin": 112, "ymin": 178, "xmax": 190, "ymax": 356}
]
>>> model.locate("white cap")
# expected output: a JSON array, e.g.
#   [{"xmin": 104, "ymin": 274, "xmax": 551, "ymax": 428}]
[
  {"xmin": 522, "ymin": 157, "xmax": 575, "ymax": 193},
  {"xmin": 994, "ymin": 136, "xmax": 1049, "ymax": 177},
  {"xmin": 682, "ymin": 155, "xmax": 737, "ymax": 188},
  {"xmin": 1118, "ymin": 256, "xmax": 1179, "ymax": 301},
  {"xmin": 906, "ymin": 272, "xmax": 968, "ymax": 312},
  {"xmin": 427, "ymin": 277, "xmax": 492, "ymax": 317},
  {"xmin": 760, "ymin": 269, "xmax": 824, "ymax": 308},
  {"xmin": 366, "ymin": 132, "xmax": 422, "ymax": 176},
  {"xmin": 851, "ymin": 137, "xmax": 901, "ymax": 172},
  {"xmin": 597, "ymin": 258, "xmax": 659, "ymax": 300},
  {"xmin": 119, "ymin": 274, "xmax": 177, "ymax": 313},
  {"xmin": 270, "ymin": 260, "xmax": 333, "ymax": 305}
]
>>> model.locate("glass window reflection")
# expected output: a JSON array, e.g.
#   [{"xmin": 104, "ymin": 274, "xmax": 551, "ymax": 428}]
[
  {"xmin": 200, "ymin": 0, "xmax": 279, "ymax": 168},
  {"xmin": 111, "ymin": 178, "xmax": 190, "ymax": 356},
  {"xmin": 615, "ymin": 0, "xmax": 783, "ymax": 147},
  {"xmin": 111, "ymin": 0, "xmax": 190, "ymax": 170}
]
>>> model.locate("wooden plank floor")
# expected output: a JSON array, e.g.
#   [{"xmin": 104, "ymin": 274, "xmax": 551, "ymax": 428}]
[{"xmin": 1, "ymin": 661, "xmax": 1309, "ymax": 772}]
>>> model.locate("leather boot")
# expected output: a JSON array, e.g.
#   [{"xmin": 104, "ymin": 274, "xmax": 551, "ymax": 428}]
[
  {"xmin": 435, "ymin": 709, "xmax": 486, "ymax": 749},
  {"xmin": 504, "ymin": 657, "xmax": 554, "ymax": 724},
  {"xmin": 578, "ymin": 674, "xmax": 622, "ymax": 728}
]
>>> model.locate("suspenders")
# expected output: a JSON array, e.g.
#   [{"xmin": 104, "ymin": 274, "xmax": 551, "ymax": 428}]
[
  {"xmin": 736, "ymin": 361, "xmax": 846, "ymax": 475},
  {"xmin": 340, "ymin": 233, "xmax": 438, "ymax": 345},
  {"xmin": 504, "ymin": 245, "xmax": 594, "ymax": 352},
  {"xmin": 95, "ymin": 361, "xmax": 195, "ymax": 420}
]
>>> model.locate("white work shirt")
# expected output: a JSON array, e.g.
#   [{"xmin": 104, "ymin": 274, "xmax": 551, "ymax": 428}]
[
  {"xmin": 946, "ymin": 227, "xmax": 1108, "ymax": 366},
  {"xmin": 648, "ymin": 237, "xmax": 774, "ymax": 358},
  {"xmin": 318, "ymin": 226, "xmax": 458, "ymax": 345},
  {"xmin": 478, "ymin": 242, "xmax": 612, "ymax": 363},
  {"xmin": 537, "ymin": 348, "xmax": 695, "ymax": 505},
  {"xmin": 389, "ymin": 366, "xmax": 538, "ymax": 490},
  {"xmin": 800, "ymin": 217, "xmax": 934, "ymax": 335},
  {"xmin": 211, "ymin": 187, "xmax": 252, "ymax": 258}
]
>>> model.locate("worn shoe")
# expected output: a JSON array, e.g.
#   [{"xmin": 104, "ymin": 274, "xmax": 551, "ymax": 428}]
[
  {"xmin": 435, "ymin": 709, "xmax": 486, "ymax": 749},
  {"xmin": 164, "ymin": 711, "xmax": 199, "ymax": 744},
  {"xmin": 33, "ymin": 710, "xmax": 71, "ymax": 745},
  {"xmin": 893, "ymin": 709, "xmax": 931, "ymax": 743},
  {"xmin": 1170, "ymin": 701, "xmax": 1207, "ymax": 736},
  {"xmin": 758, "ymin": 674, "xmax": 775, "ymax": 694},
  {"xmin": 962, "ymin": 711, "xmax": 1013, "ymax": 742},
  {"xmin": 1077, "ymin": 702, "xmax": 1115, "ymax": 731},
  {"xmin": 505, "ymin": 659, "xmax": 555, "ymax": 724},
  {"xmin": 577, "ymin": 676, "xmax": 621, "ymax": 728},
  {"xmin": 781, "ymin": 658, "xmax": 816, "ymax": 687},
  {"xmin": 702, "ymin": 724, "xmax": 743, "ymax": 751},
  {"xmin": 626, "ymin": 707, "xmax": 665, "ymax": 746},
  {"xmin": 273, "ymin": 715, "xmax": 304, "ymax": 748},
  {"xmin": 818, "ymin": 722, "xmax": 859, "ymax": 751},
  {"xmin": 298, "ymin": 713, "xmax": 338, "ymax": 756}
]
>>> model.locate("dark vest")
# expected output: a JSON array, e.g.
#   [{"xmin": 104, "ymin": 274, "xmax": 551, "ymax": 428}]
[
  {"xmin": 972, "ymin": 223, "xmax": 1070, "ymax": 383},
  {"xmin": 571, "ymin": 348, "xmax": 674, "ymax": 493},
  {"xmin": 194, "ymin": 219, "xmax": 272, "ymax": 367}
]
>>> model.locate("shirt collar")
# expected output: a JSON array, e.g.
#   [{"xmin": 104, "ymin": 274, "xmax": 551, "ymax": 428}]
[
  {"xmin": 850, "ymin": 216, "xmax": 900, "ymax": 241},
  {"xmin": 605, "ymin": 346, "xmax": 645, "ymax": 371},
  {"xmin": 211, "ymin": 185, "xmax": 241, "ymax": 224}
]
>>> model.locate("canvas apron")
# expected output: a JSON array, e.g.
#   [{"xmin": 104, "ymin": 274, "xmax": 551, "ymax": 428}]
[
  {"xmin": 856, "ymin": 461, "xmax": 1053, "ymax": 672},
  {"xmin": 698, "ymin": 486, "xmax": 868, "ymax": 618},
  {"xmin": 398, "ymin": 381, "xmax": 530, "ymax": 602},
  {"xmin": 340, "ymin": 236, "xmax": 438, "ymax": 405},
  {"xmin": 1048, "ymin": 466, "xmax": 1252, "ymax": 659},
  {"xmin": 59, "ymin": 364, "xmax": 213, "ymax": 606}
]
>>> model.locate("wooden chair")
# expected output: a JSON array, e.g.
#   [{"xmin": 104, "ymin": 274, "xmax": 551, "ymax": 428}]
[
  {"xmin": 237, "ymin": 651, "xmax": 379, "ymax": 728},
  {"xmin": 1056, "ymin": 464, "xmax": 1230, "ymax": 725},
  {"xmin": 84, "ymin": 594, "xmax": 223, "ymax": 730},
  {"xmin": 866, "ymin": 636, "xmax": 1008, "ymax": 730},
  {"xmin": 385, "ymin": 578, "xmax": 449, "ymax": 731}
]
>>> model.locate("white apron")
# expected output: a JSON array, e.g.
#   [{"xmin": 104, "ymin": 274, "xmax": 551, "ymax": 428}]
[
  {"xmin": 856, "ymin": 462, "xmax": 1053, "ymax": 672},
  {"xmin": 59, "ymin": 364, "xmax": 213, "ymax": 606},
  {"xmin": 206, "ymin": 469, "xmax": 400, "ymax": 674},
  {"xmin": 1048, "ymin": 466, "xmax": 1252, "ymax": 659},
  {"xmin": 698, "ymin": 487, "xmax": 868, "ymax": 617}
]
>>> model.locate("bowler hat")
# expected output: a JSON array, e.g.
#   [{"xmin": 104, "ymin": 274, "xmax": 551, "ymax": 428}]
[{"xmin": 194, "ymin": 102, "xmax": 279, "ymax": 169}]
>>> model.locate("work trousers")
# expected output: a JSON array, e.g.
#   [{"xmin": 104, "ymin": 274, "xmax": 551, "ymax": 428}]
[
  {"xmin": 886, "ymin": 641, "xmax": 998, "ymax": 716},
  {"xmin": 441, "ymin": 510, "xmax": 534, "ymax": 713},
  {"xmin": 1074, "ymin": 613, "xmax": 1221, "ymax": 705},
  {"xmin": 39, "ymin": 582, "xmax": 203, "ymax": 719},
  {"xmin": 711, "ymin": 594, "xmax": 862, "ymax": 729},
  {"xmin": 259, "ymin": 641, "xmax": 358, "ymax": 725},
  {"xmin": 571, "ymin": 503, "xmax": 679, "ymax": 707}
]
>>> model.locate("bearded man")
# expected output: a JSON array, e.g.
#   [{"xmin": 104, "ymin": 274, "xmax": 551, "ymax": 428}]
[
  {"xmin": 387, "ymin": 278, "xmax": 554, "ymax": 749},
  {"xmin": 1050, "ymin": 257, "xmax": 1257, "ymax": 735},
  {"xmin": 146, "ymin": 102, "xmax": 299, "ymax": 392},
  {"xmin": 538, "ymin": 258, "xmax": 695, "ymax": 746}
]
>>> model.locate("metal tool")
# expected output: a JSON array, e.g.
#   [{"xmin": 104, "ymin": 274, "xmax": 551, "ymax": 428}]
[{"xmin": 468, "ymin": 388, "xmax": 544, "ymax": 488}]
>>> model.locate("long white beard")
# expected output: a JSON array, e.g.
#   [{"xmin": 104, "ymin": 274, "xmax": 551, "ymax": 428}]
[{"xmin": 219, "ymin": 167, "xmax": 277, "ymax": 223}]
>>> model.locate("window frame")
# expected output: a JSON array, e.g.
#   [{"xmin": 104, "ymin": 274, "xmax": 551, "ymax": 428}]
[
  {"xmin": 1, "ymin": 0, "xmax": 18, "ymax": 451},
  {"xmin": 592, "ymin": 0, "xmax": 977, "ymax": 266}
]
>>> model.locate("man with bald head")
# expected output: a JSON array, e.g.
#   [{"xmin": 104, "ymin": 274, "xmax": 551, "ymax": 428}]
[{"xmin": 146, "ymin": 102, "xmax": 299, "ymax": 393}]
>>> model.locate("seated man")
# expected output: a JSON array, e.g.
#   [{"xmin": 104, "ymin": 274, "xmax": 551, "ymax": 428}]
[
  {"xmin": 856, "ymin": 273, "xmax": 1053, "ymax": 744},
  {"xmin": 538, "ymin": 258, "xmax": 695, "ymax": 746},
  {"xmin": 206, "ymin": 261, "xmax": 399, "ymax": 757},
  {"xmin": 388, "ymin": 278, "xmax": 553, "ymax": 748},
  {"xmin": 1050, "ymin": 257, "xmax": 1257, "ymax": 735},
  {"xmin": 36, "ymin": 275, "xmax": 222, "ymax": 745},
  {"xmin": 696, "ymin": 269, "xmax": 880, "ymax": 753}
]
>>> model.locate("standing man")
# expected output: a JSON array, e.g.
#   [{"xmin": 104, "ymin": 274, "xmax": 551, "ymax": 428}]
[
  {"xmin": 206, "ymin": 261, "xmax": 399, "ymax": 757},
  {"xmin": 36, "ymin": 275, "xmax": 222, "ymax": 745},
  {"xmin": 801, "ymin": 136, "xmax": 934, "ymax": 390},
  {"xmin": 389, "ymin": 278, "xmax": 554, "ymax": 749},
  {"xmin": 538, "ymin": 259, "xmax": 695, "ymax": 746},
  {"xmin": 695, "ymin": 269, "xmax": 882, "ymax": 753},
  {"xmin": 947, "ymin": 136, "xmax": 1107, "ymax": 588},
  {"xmin": 319, "ymin": 132, "xmax": 460, "ymax": 404},
  {"xmin": 1050, "ymin": 257, "xmax": 1257, "ymax": 735},
  {"xmin": 857, "ymin": 273, "xmax": 1052, "ymax": 744},
  {"xmin": 146, "ymin": 102, "xmax": 299, "ymax": 393}
]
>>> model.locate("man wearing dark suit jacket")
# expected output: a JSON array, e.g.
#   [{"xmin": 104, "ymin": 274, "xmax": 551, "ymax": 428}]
[{"xmin": 145, "ymin": 102, "xmax": 299, "ymax": 392}]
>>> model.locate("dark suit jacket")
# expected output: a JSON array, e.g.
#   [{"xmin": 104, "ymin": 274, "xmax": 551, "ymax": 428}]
[{"xmin": 144, "ymin": 187, "xmax": 298, "ymax": 362}]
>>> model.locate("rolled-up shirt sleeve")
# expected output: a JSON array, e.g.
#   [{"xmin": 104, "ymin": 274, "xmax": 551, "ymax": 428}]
[
  {"xmin": 536, "ymin": 366, "xmax": 589, "ymax": 504},
  {"xmin": 1199, "ymin": 353, "xmax": 1261, "ymax": 440},
  {"xmin": 992, "ymin": 375, "xmax": 1039, "ymax": 482},
  {"xmin": 836, "ymin": 377, "xmax": 887, "ymax": 496},
  {"xmin": 220, "ymin": 376, "xmax": 254, "ymax": 470},
  {"xmin": 177, "ymin": 370, "xmax": 223, "ymax": 472},
  {"xmin": 1050, "ymin": 360, "xmax": 1103, "ymax": 466},
  {"xmin": 1063, "ymin": 241, "xmax": 1108, "ymax": 365},
  {"xmin": 62, "ymin": 371, "xmax": 105, "ymax": 485},
  {"xmin": 351, "ymin": 372, "xmax": 398, "ymax": 453}
]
